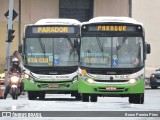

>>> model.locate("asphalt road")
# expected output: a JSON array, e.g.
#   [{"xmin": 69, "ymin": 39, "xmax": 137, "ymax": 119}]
[{"xmin": 0, "ymin": 87, "xmax": 160, "ymax": 120}]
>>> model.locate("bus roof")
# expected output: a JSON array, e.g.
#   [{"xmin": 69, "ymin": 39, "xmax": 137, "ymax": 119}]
[
  {"xmin": 34, "ymin": 18, "xmax": 81, "ymax": 25},
  {"xmin": 82, "ymin": 17, "xmax": 143, "ymax": 25}
]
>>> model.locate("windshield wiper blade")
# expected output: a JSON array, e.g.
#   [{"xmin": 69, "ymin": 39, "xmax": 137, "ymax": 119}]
[
  {"xmin": 96, "ymin": 35, "xmax": 104, "ymax": 58},
  {"xmin": 67, "ymin": 36, "xmax": 77, "ymax": 55},
  {"xmin": 116, "ymin": 37, "xmax": 127, "ymax": 51},
  {"xmin": 38, "ymin": 38, "xmax": 46, "ymax": 57},
  {"xmin": 67, "ymin": 36, "xmax": 74, "ymax": 48}
]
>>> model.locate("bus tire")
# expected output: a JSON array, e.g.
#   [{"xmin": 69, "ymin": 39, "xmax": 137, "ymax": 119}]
[
  {"xmin": 151, "ymin": 86, "xmax": 158, "ymax": 89},
  {"xmin": 28, "ymin": 91, "xmax": 36, "ymax": 100},
  {"xmin": 39, "ymin": 92, "xmax": 45, "ymax": 100},
  {"xmin": 129, "ymin": 94, "xmax": 144, "ymax": 104},
  {"xmin": 90, "ymin": 95, "xmax": 97, "ymax": 102},
  {"xmin": 82, "ymin": 94, "xmax": 89, "ymax": 102},
  {"xmin": 75, "ymin": 93, "xmax": 81, "ymax": 101}
]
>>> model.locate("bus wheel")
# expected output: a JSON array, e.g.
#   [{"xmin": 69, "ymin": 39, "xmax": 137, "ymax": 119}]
[
  {"xmin": 39, "ymin": 92, "xmax": 45, "ymax": 100},
  {"xmin": 151, "ymin": 86, "xmax": 158, "ymax": 89},
  {"xmin": 82, "ymin": 94, "xmax": 89, "ymax": 102},
  {"xmin": 129, "ymin": 94, "xmax": 144, "ymax": 104},
  {"xmin": 90, "ymin": 95, "xmax": 97, "ymax": 102},
  {"xmin": 28, "ymin": 91, "xmax": 36, "ymax": 100},
  {"xmin": 75, "ymin": 93, "xmax": 81, "ymax": 101}
]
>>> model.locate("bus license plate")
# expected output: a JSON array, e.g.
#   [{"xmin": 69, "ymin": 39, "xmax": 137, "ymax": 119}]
[
  {"xmin": 48, "ymin": 84, "xmax": 59, "ymax": 88},
  {"xmin": 106, "ymin": 86, "xmax": 117, "ymax": 90}
]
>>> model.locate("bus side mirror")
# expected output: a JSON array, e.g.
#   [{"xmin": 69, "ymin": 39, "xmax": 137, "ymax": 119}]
[{"xmin": 146, "ymin": 43, "xmax": 151, "ymax": 54}]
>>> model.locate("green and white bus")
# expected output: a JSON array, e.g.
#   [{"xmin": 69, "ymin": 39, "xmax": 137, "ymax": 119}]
[
  {"xmin": 78, "ymin": 17, "xmax": 150, "ymax": 103},
  {"xmin": 23, "ymin": 19, "xmax": 81, "ymax": 100}
]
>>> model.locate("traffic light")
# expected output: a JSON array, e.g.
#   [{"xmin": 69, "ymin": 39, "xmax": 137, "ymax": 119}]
[{"xmin": 7, "ymin": 29, "xmax": 15, "ymax": 42}]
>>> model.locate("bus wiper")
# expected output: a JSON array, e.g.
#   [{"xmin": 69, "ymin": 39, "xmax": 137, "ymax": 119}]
[
  {"xmin": 38, "ymin": 38, "xmax": 46, "ymax": 57},
  {"xmin": 67, "ymin": 36, "xmax": 76, "ymax": 55},
  {"xmin": 116, "ymin": 37, "xmax": 127, "ymax": 51},
  {"xmin": 96, "ymin": 35, "xmax": 104, "ymax": 58}
]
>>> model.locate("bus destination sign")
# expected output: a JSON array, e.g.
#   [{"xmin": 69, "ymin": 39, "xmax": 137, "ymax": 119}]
[
  {"xmin": 87, "ymin": 25, "xmax": 138, "ymax": 32},
  {"xmin": 32, "ymin": 26, "xmax": 75, "ymax": 33}
]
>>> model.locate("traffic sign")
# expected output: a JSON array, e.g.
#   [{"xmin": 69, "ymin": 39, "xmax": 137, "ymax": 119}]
[{"xmin": 4, "ymin": 9, "xmax": 18, "ymax": 20}]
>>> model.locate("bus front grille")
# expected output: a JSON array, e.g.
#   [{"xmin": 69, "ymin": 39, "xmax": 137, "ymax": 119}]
[
  {"xmin": 95, "ymin": 87, "xmax": 128, "ymax": 92},
  {"xmin": 95, "ymin": 80, "xmax": 128, "ymax": 83},
  {"xmin": 37, "ymin": 83, "xmax": 70, "ymax": 88}
]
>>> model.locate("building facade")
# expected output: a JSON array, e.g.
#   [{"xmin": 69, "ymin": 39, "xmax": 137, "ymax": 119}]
[
  {"xmin": 132, "ymin": 0, "xmax": 160, "ymax": 74},
  {"xmin": 1, "ymin": 0, "xmax": 158, "ymax": 74},
  {"xmin": 0, "ymin": 0, "xmax": 130, "ymax": 72}
]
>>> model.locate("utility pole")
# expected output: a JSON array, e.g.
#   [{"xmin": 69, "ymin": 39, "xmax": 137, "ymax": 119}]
[
  {"xmin": 4, "ymin": 0, "xmax": 15, "ymax": 86},
  {"xmin": 18, "ymin": 0, "xmax": 22, "ymax": 53},
  {"xmin": 129, "ymin": 0, "xmax": 132, "ymax": 17}
]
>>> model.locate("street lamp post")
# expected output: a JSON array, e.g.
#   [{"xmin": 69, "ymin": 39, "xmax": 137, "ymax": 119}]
[
  {"xmin": 18, "ymin": 0, "xmax": 22, "ymax": 53},
  {"xmin": 4, "ymin": 0, "xmax": 14, "ymax": 86},
  {"xmin": 129, "ymin": 0, "xmax": 132, "ymax": 17}
]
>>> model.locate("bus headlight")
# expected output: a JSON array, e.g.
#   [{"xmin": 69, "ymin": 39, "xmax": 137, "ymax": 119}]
[
  {"xmin": 86, "ymin": 78, "xmax": 95, "ymax": 84},
  {"xmin": 24, "ymin": 74, "xmax": 35, "ymax": 83},
  {"xmin": 24, "ymin": 74, "xmax": 29, "ymax": 79},
  {"xmin": 129, "ymin": 78, "xmax": 136, "ymax": 84}
]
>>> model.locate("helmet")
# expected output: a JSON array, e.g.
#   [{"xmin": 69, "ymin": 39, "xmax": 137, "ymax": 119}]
[{"xmin": 12, "ymin": 57, "xmax": 19, "ymax": 63}]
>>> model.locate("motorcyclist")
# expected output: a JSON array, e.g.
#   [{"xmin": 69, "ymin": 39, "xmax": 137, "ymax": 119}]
[{"xmin": 4, "ymin": 57, "xmax": 24, "ymax": 99}]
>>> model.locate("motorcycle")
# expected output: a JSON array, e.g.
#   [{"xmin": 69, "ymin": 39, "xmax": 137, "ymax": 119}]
[{"xmin": 9, "ymin": 73, "xmax": 21, "ymax": 100}]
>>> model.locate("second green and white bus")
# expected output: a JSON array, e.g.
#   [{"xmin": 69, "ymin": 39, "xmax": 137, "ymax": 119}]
[
  {"xmin": 23, "ymin": 19, "xmax": 81, "ymax": 100},
  {"xmin": 78, "ymin": 17, "xmax": 150, "ymax": 103}
]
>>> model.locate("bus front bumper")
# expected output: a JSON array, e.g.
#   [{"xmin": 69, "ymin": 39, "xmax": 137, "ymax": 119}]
[
  {"xmin": 23, "ymin": 78, "xmax": 79, "ymax": 93},
  {"xmin": 78, "ymin": 78, "xmax": 145, "ymax": 96}
]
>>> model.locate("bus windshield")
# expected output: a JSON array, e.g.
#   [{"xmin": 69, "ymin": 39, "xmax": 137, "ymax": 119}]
[
  {"xmin": 25, "ymin": 37, "xmax": 78, "ymax": 67},
  {"xmin": 80, "ymin": 36, "xmax": 144, "ymax": 68}
]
